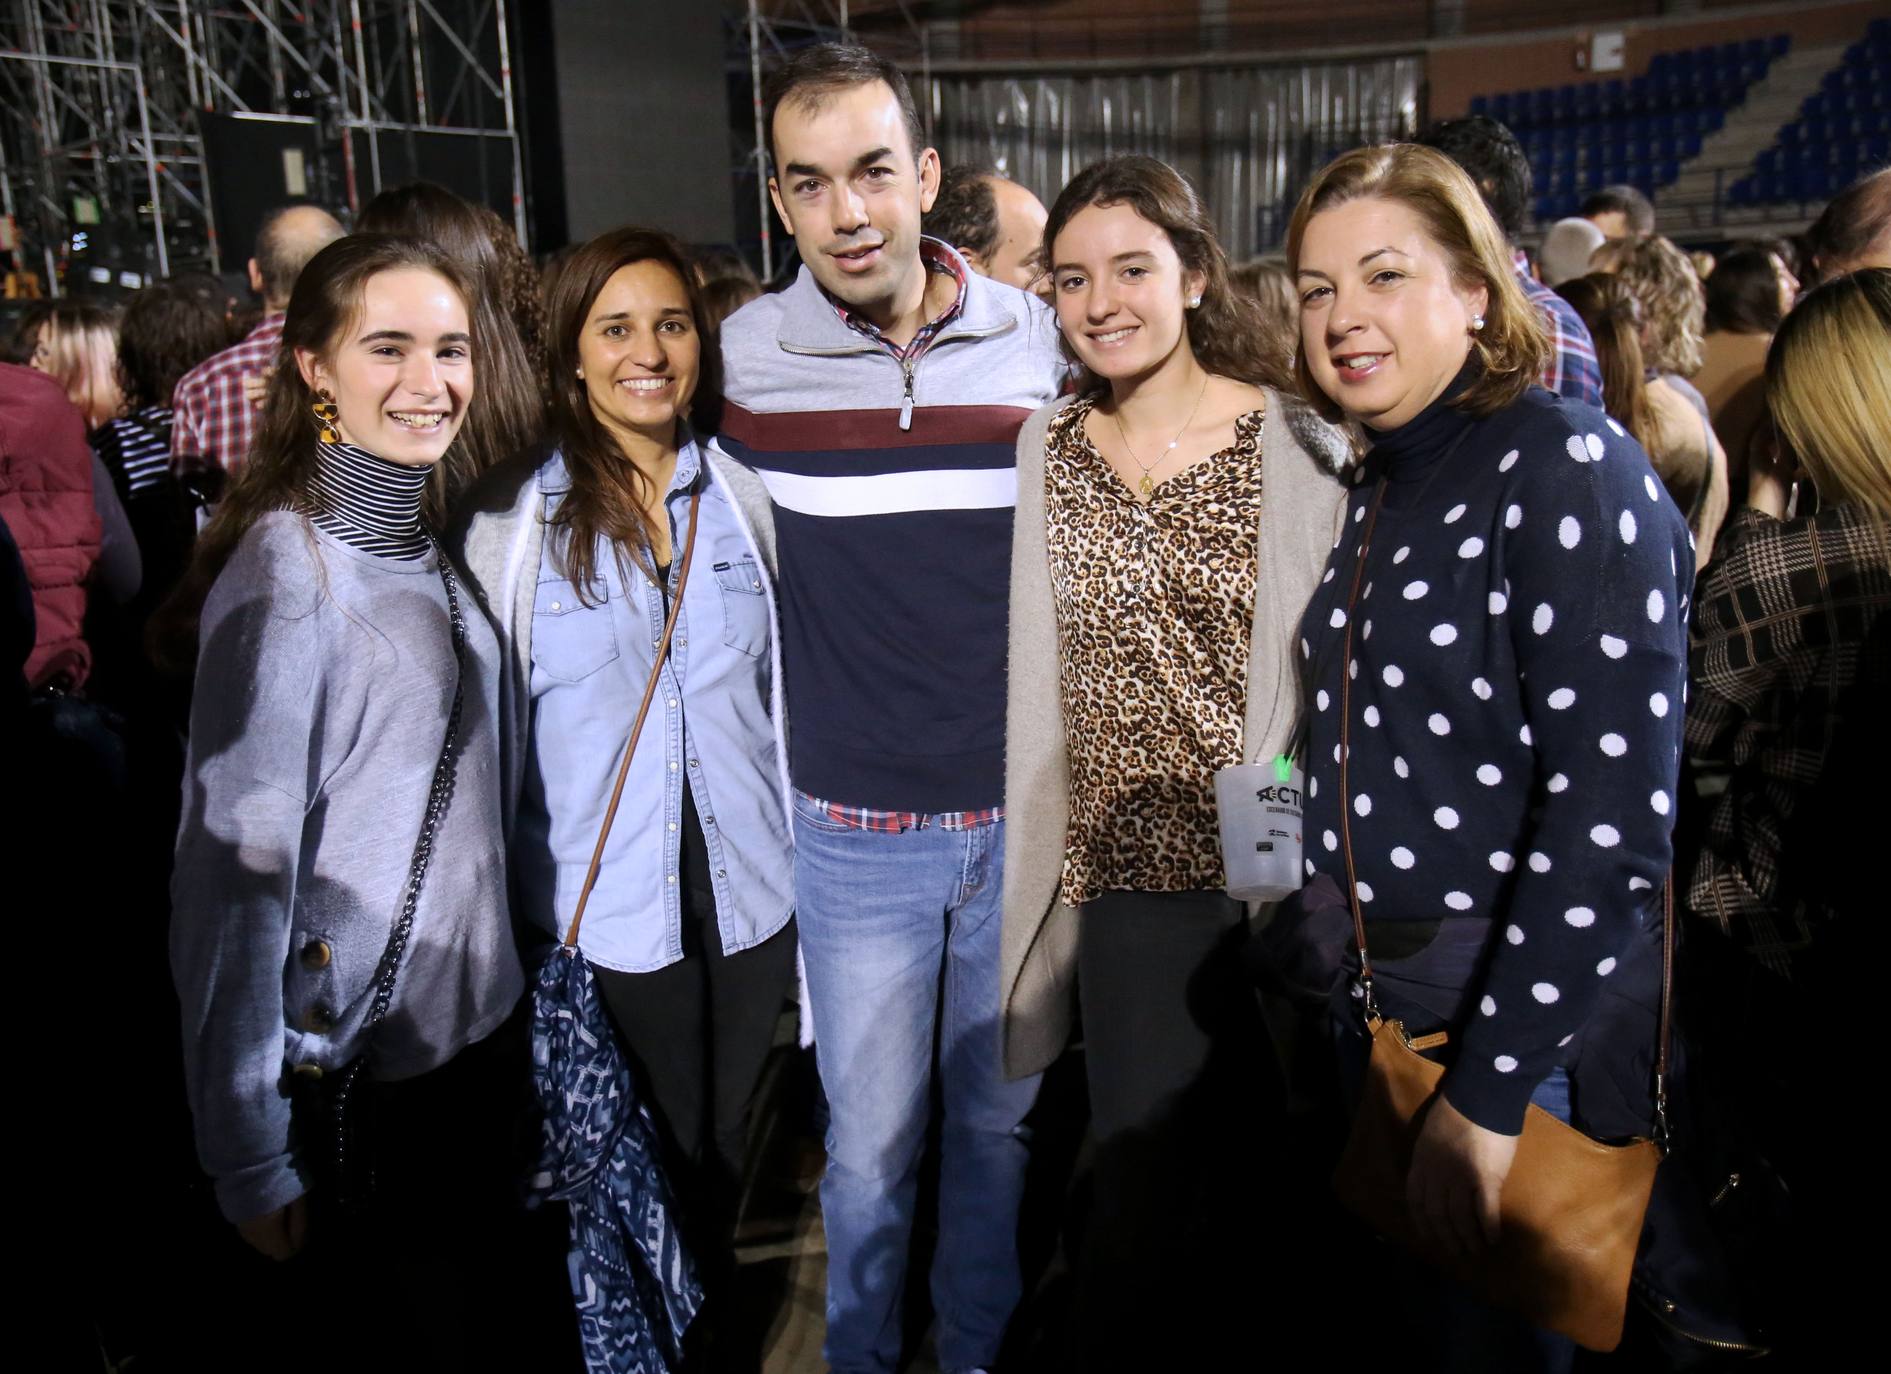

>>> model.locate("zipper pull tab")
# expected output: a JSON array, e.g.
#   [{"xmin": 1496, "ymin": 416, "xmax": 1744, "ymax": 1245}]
[{"xmin": 899, "ymin": 360, "xmax": 915, "ymax": 431}]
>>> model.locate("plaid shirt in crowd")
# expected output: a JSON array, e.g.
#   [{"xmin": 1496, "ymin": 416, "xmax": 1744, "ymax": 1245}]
[
  {"xmin": 810, "ymin": 239, "xmax": 999, "ymax": 832},
  {"xmin": 829, "ymin": 237, "xmax": 968, "ymax": 362},
  {"xmin": 1515, "ymin": 256, "xmax": 1605, "ymax": 409},
  {"xmin": 170, "ymin": 312, "xmax": 284, "ymax": 479},
  {"xmin": 1685, "ymin": 503, "xmax": 1891, "ymax": 972}
]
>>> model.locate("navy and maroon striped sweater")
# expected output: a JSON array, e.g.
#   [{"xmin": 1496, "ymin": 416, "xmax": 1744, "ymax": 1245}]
[{"xmin": 712, "ymin": 242, "xmax": 1066, "ymax": 812}]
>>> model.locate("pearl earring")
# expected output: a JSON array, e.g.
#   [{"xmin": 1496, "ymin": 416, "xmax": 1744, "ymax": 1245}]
[
  {"xmin": 1188, "ymin": 296, "xmax": 1202, "ymax": 309},
  {"xmin": 1471, "ymin": 314, "xmax": 1486, "ymax": 332},
  {"xmin": 575, "ymin": 368, "xmax": 585, "ymax": 380}
]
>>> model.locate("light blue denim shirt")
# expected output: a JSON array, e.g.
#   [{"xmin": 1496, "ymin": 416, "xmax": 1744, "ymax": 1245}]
[{"xmin": 513, "ymin": 440, "xmax": 793, "ymax": 972}]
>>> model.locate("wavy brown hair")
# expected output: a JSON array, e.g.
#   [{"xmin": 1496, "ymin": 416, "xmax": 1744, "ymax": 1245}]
[
  {"xmin": 1044, "ymin": 155, "xmax": 1294, "ymax": 395},
  {"xmin": 1286, "ymin": 143, "xmax": 1550, "ymax": 423},
  {"xmin": 1593, "ymin": 234, "xmax": 1705, "ymax": 377},
  {"xmin": 1557, "ymin": 273, "xmax": 1656, "ymax": 452},
  {"xmin": 358, "ymin": 182, "xmax": 545, "ymax": 491},
  {"xmin": 153, "ymin": 235, "xmax": 482, "ymax": 673},
  {"xmin": 542, "ymin": 225, "xmax": 723, "ymax": 602}
]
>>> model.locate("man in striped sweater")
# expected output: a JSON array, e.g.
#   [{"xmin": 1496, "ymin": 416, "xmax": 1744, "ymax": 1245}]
[{"xmin": 712, "ymin": 43, "xmax": 1064, "ymax": 1374}]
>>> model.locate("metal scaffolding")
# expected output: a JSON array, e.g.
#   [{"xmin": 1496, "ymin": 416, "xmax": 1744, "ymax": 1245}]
[
  {"xmin": 1, "ymin": 0, "xmax": 524, "ymax": 296},
  {"xmin": 730, "ymin": 0, "xmax": 931, "ymax": 282}
]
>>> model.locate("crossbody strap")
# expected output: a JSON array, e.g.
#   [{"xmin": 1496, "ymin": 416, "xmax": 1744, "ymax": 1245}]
[
  {"xmin": 562, "ymin": 488, "xmax": 704, "ymax": 950},
  {"xmin": 357, "ymin": 543, "xmax": 469, "ymax": 1037},
  {"xmin": 1331, "ymin": 475, "xmax": 1674, "ymax": 1143},
  {"xmin": 1335, "ymin": 478, "xmax": 1389, "ymax": 1019}
]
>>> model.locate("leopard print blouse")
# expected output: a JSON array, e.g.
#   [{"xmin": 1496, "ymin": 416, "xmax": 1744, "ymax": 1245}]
[{"xmin": 1044, "ymin": 394, "xmax": 1264, "ymax": 908}]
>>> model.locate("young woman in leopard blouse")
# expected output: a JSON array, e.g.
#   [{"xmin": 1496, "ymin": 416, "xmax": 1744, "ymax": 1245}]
[{"xmin": 998, "ymin": 154, "xmax": 1350, "ymax": 1365}]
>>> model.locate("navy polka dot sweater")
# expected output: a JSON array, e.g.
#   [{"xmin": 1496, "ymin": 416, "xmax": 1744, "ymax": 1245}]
[{"xmin": 1299, "ymin": 380, "xmax": 1691, "ymax": 1136}]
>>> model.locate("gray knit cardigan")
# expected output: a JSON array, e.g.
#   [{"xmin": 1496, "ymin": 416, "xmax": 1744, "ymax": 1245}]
[{"xmin": 999, "ymin": 389, "xmax": 1353, "ymax": 1081}]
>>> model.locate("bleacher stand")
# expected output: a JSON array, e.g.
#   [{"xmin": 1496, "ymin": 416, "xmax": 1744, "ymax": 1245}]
[
  {"xmin": 1470, "ymin": 34, "xmax": 1789, "ymax": 222},
  {"xmin": 1735, "ymin": 18, "xmax": 1891, "ymax": 207}
]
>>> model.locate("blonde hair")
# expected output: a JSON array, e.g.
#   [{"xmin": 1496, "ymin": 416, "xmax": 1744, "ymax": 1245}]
[
  {"xmin": 1285, "ymin": 143, "xmax": 1550, "ymax": 422},
  {"xmin": 1767, "ymin": 268, "xmax": 1891, "ymax": 544},
  {"xmin": 1593, "ymin": 235, "xmax": 1705, "ymax": 377},
  {"xmin": 35, "ymin": 301, "xmax": 123, "ymax": 429}
]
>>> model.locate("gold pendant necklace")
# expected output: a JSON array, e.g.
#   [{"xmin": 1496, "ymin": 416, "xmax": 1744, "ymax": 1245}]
[{"xmin": 1113, "ymin": 376, "xmax": 1211, "ymax": 498}]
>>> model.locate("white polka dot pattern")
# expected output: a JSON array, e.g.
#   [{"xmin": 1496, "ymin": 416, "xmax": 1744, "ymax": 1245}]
[{"xmin": 1289, "ymin": 403, "xmax": 1691, "ymax": 1135}]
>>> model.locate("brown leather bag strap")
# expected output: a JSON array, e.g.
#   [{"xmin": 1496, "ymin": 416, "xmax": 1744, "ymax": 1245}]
[
  {"xmin": 562, "ymin": 487, "xmax": 704, "ymax": 950},
  {"xmin": 1335, "ymin": 477, "xmax": 1390, "ymax": 1015},
  {"xmin": 1655, "ymin": 872, "xmax": 1675, "ymax": 1148}
]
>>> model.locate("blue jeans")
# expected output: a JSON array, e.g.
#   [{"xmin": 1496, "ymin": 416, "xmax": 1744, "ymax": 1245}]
[{"xmin": 792, "ymin": 796, "xmax": 1041, "ymax": 1374}]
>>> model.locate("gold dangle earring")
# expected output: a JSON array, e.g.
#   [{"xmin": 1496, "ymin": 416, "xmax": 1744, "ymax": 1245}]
[{"xmin": 312, "ymin": 389, "xmax": 340, "ymax": 444}]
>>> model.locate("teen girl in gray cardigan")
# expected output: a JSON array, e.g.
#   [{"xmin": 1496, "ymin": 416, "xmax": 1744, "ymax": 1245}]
[
  {"xmin": 998, "ymin": 157, "xmax": 1350, "ymax": 1367},
  {"xmin": 167, "ymin": 235, "xmax": 550, "ymax": 1366}
]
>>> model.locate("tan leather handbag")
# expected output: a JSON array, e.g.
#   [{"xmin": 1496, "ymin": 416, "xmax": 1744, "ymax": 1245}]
[{"xmin": 1325, "ymin": 478, "xmax": 1668, "ymax": 1353}]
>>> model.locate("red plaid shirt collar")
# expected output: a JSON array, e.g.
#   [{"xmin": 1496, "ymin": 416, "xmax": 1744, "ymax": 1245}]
[
  {"xmin": 171, "ymin": 313, "xmax": 286, "ymax": 476},
  {"xmin": 826, "ymin": 237, "xmax": 968, "ymax": 362}
]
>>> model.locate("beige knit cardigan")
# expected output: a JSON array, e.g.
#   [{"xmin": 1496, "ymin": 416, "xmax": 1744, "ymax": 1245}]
[{"xmin": 999, "ymin": 389, "xmax": 1354, "ymax": 1081}]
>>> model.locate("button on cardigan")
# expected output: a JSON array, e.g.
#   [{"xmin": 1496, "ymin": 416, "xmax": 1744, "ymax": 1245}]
[{"xmin": 1298, "ymin": 381, "xmax": 1692, "ymax": 1136}]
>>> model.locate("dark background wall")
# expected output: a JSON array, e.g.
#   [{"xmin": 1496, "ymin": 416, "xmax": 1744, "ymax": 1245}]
[{"xmin": 536, "ymin": 0, "xmax": 735, "ymax": 249}]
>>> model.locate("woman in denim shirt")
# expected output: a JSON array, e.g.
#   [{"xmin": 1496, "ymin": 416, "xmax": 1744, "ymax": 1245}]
[{"xmin": 455, "ymin": 227, "xmax": 795, "ymax": 1338}]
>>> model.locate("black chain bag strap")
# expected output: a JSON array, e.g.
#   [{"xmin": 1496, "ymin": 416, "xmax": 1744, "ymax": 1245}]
[{"xmin": 290, "ymin": 547, "xmax": 468, "ymax": 1211}]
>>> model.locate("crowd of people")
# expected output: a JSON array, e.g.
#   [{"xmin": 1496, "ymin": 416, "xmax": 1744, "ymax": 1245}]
[{"xmin": 3, "ymin": 38, "xmax": 1886, "ymax": 1374}]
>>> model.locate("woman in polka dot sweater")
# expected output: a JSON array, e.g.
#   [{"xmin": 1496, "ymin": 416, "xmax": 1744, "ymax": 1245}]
[{"xmin": 1286, "ymin": 145, "xmax": 1691, "ymax": 1366}]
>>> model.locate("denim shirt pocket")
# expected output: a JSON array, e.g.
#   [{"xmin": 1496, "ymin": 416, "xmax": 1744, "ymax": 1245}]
[
  {"xmin": 712, "ymin": 557, "xmax": 768, "ymax": 658},
  {"xmin": 533, "ymin": 577, "xmax": 619, "ymax": 682}
]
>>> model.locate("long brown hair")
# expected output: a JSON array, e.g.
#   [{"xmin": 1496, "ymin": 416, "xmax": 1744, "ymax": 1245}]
[
  {"xmin": 542, "ymin": 225, "xmax": 724, "ymax": 600},
  {"xmin": 1286, "ymin": 143, "xmax": 1550, "ymax": 423},
  {"xmin": 153, "ymin": 234, "xmax": 482, "ymax": 673},
  {"xmin": 358, "ymin": 182, "xmax": 545, "ymax": 492},
  {"xmin": 1556, "ymin": 273, "xmax": 1656, "ymax": 453},
  {"xmin": 1044, "ymin": 155, "xmax": 1294, "ymax": 395}
]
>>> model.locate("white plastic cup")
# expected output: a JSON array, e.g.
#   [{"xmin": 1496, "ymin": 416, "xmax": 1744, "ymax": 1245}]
[{"xmin": 1215, "ymin": 755, "xmax": 1306, "ymax": 903}]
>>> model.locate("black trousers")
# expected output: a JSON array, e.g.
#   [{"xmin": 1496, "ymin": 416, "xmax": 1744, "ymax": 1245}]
[
  {"xmin": 1072, "ymin": 888, "xmax": 1280, "ymax": 1369},
  {"xmin": 170, "ymin": 1009, "xmax": 579, "ymax": 1373},
  {"xmin": 591, "ymin": 908, "xmax": 797, "ymax": 1273}
]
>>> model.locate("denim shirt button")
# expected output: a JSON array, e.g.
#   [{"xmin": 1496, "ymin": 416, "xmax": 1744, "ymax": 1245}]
[
  {"xmin": 667, "ymin": 697, "xmax": 678, "ymax": 708},
  {"xmin": 667, "ymin": 821, "xmax": 677, "ymax": 831},
  {"xmin": 668, "ymin": 761, "xmax": 678, "ymax": 771},
  {"xmin": 666, "ymin": 874, "xmax": 678, "ymax": 884}
]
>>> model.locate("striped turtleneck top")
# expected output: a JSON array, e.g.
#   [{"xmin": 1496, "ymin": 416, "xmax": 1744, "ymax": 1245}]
[{"xmin": 304, "ymin": 440, "xmax": 433, "ymax": 560}]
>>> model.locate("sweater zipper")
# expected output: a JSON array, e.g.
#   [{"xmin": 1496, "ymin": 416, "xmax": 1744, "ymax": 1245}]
[{"xmin": 779, "ymin": 312, "xmax": 1020, "ymax": 432}]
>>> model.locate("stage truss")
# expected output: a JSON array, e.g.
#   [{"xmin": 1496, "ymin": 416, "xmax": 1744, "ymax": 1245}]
[{"xmin": 1, "ymin": 0, "xmax": 523, "ymax": 294}]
